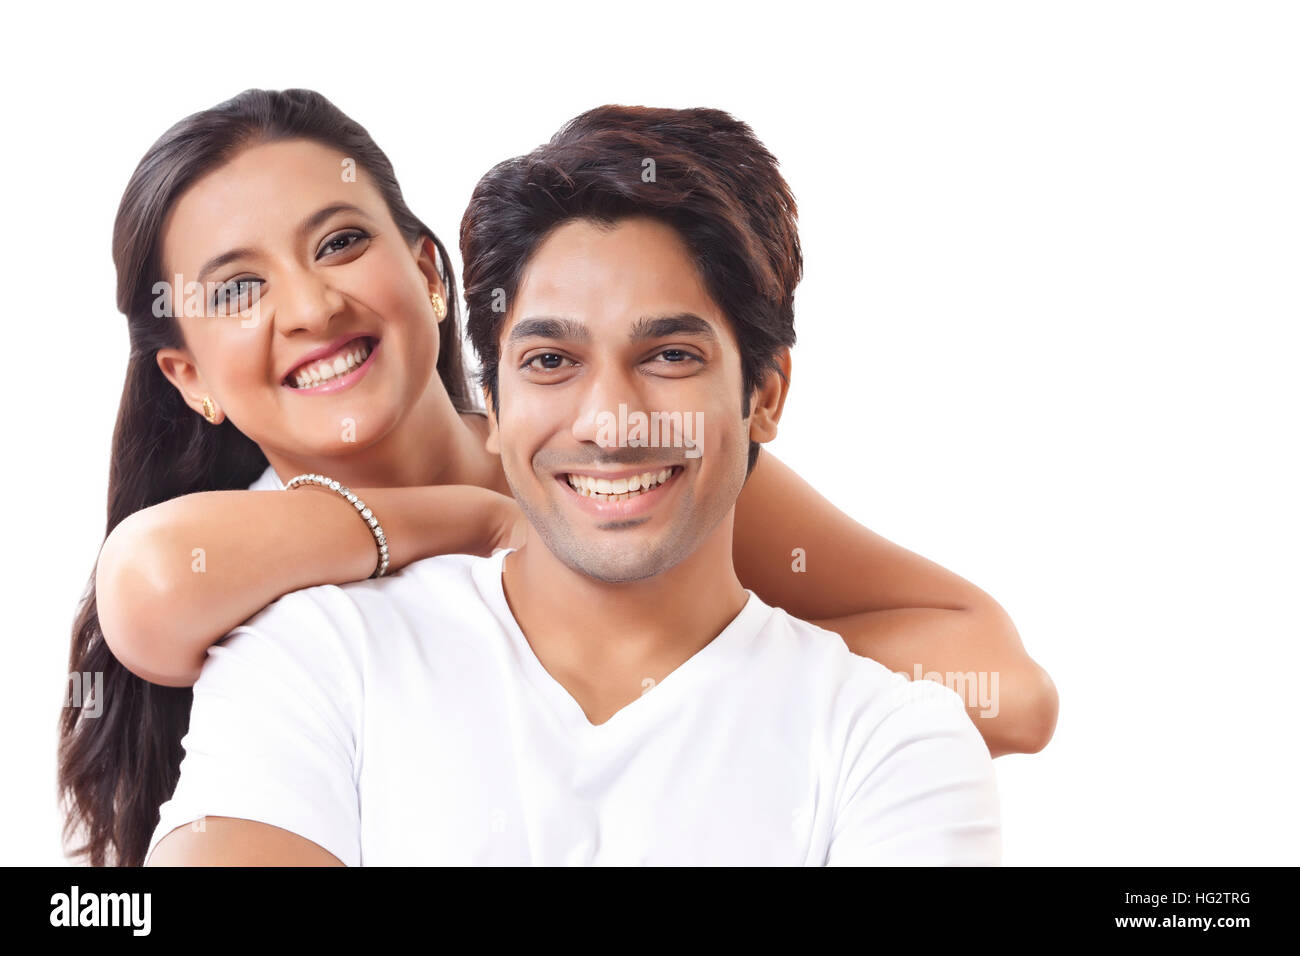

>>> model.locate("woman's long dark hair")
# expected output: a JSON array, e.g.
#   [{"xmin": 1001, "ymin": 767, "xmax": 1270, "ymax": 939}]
[{"xmin": 58, "ymin": 88, "xmax": 473, "ymax": 866}]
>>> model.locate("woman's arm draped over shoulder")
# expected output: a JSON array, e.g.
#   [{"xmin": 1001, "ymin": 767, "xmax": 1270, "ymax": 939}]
[
  {"xmin": 96, "ymin": 484, "xmax": 522, "ymax": 687},
  {"xmin": 732, "ymin": 449, "xmax": 1059, "ymax": 758}
]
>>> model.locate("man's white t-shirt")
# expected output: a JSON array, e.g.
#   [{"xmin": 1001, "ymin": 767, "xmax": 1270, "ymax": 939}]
[{"xmin": 148, "ymin": 473, "xmax": 1001, "ymax": 866}]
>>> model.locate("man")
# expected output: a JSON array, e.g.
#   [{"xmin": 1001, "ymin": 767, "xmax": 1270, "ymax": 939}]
[{"xmin": 147, "ymin": 106, "xmax": 1000, "ymax": 866}]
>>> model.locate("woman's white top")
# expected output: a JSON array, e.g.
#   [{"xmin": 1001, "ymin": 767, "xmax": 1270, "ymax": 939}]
[{"xmin": 247, "ymin": 464, "xmax": 282, "ymax": 491}]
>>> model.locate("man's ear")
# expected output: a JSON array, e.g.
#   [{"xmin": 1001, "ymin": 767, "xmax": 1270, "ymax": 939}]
[
  {"xmin": 156, "ymin": 348, "xmax": 224, "ymax": 425},
  {"xmin": 747, "ymin": 348, "xmax": 792, "ymax": 444},
  {"xmin": 414, "ymin": 236, "xmax": 449, "ymax": 325},
  {"xmin": 481, "ymin": 385, "xmax": 501, "ymax": 455}
]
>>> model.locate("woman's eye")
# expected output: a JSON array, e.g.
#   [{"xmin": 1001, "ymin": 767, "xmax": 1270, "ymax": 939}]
[
  {"xmin": 522, "ymin": 353, "xmax": 574, "ymax": 372},
  {"xmin": 316, "ymin": 229, "xmax": 371, "ymax": 259},
  {"xmin": 210, "ymin": 278, "xmax": 260, "ymax": 312}
]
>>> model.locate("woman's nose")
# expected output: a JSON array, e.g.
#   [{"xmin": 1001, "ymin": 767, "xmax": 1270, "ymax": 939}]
[{"xmin": 276, "ymin": 271, "xmax": 345, "ymax": 334}]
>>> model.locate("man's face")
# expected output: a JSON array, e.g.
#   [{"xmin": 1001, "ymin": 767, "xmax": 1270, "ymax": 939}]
[{"xmin": 489, "ymin": 216, "xmax": 754, "ymax": 583}]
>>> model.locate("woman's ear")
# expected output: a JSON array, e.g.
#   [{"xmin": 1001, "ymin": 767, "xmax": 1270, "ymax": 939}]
[
  {"xmin": 748, "ymin": 348, "xmax": 792, "ymax": 445},
  {"xmin": 414, "ymin": 236, "xmax": 449, "ymax": 324},
  {"xmin": 481, "ymin": 386, "xmax": 501, "ymax": 455},
  {"xmin": 156, "ymin": 348, "xmax": 224, "ymax": 424}
]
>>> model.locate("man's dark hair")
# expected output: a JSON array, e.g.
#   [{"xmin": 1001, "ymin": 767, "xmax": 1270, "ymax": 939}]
[{"xmin": 459, "ymin": 105, "xmax": 802, "ymax": 473}]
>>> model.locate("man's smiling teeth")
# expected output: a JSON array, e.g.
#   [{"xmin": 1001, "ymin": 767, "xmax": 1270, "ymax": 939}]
[
  {"xmin": 289, "ymin": 340, "xmax": 371, "ymax": 389},
  {"xmin": 566, "ymin": 468, "xmax": 675, "ymax": 501}
]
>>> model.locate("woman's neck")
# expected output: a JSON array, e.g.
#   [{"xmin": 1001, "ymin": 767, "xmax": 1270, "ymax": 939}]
[{"xmin": 263, "ymin": 379, "xmax": 500, "ymax": 491}]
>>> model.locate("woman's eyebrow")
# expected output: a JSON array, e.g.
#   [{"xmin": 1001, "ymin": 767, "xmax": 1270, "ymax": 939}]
[
  {"xmin": 298, "ymin": 202, "xmax": 370, "ymax": 238},
  {"xmin": 195, "ymin": 203, "xmax": 371, "ymax": 282},
  {"xmin": 197, "ymin": 247, "xmax": 255, "ymax": 284}
]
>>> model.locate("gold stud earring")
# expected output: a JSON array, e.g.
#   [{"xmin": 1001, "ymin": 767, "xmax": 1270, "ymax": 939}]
[
  {"xmin": 201, "ymin": 396, "xmax": 218, "ymax": 424},
  {"xmin": 429, "ymin": 291, "xmax": 447, "ymax": 320}
]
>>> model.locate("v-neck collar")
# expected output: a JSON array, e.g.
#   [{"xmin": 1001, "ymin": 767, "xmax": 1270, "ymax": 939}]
[{"xmin": 472, "ymin": 549, "xmax": 771, "ymax": 740}]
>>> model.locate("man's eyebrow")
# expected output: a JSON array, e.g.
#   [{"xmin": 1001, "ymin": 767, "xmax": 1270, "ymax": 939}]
[
  {"xmin": 629, "ymin": 313, "xmax": 720, "ymax": 344},
  {"xmin": 195, "ymin": 203, "xmax": 371, "ymax": 283},
  {"xmin": 507, "ymin": 317, "xmax": 592, "ymax": 346},
  {"xmin": 505, "ymin": 313, "xmax": 721, "ymax": 348}
]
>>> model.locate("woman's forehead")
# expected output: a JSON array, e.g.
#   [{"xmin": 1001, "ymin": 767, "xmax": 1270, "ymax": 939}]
[{"xmin": 160, "ymin": 138, "xmax": 386, "ymax": 276}]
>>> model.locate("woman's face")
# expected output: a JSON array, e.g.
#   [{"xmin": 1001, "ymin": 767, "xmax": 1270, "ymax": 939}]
[{"xmin": 157, "ymin": 138, "xmax": 444, "ymax": 461}]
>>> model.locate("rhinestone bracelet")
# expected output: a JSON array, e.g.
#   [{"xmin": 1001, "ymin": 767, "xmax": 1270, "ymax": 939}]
[{"xmin": 284, "ymin": 473, "xmax": 389, "ymax": 578}]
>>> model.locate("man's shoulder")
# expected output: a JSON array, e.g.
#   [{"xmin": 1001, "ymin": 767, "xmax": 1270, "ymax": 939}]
[
  {"xmin": 758, "ymin": 603, "xmax": 972, "ymax": 731},
  {"xmin": 221, "ymin": 551, "xmax": 498, "ymax": 666},
  {"xmin": 758, "ymin": 604, "xmax": 906, "ymax": 692},
  {"xmin": 251, "ymin": 551, "xmax": 489, "ymax": 619},
  {"xmin": 383, "ymin": 550, "xmax": 495, "ymax": 592}
]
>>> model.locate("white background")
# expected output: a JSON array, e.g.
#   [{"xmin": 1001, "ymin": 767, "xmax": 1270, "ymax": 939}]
[{"xmin": 1, "ymin": 0, "xmax": 1296, "ymax": 865}]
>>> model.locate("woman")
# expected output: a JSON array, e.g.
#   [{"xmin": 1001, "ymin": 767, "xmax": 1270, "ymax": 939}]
[{"xmin": 59, "ymin": 89, "xmax": 1057, "ymax": 867}]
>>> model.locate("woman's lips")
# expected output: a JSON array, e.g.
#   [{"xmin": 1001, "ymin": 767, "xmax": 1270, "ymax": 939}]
[{"xmin": 283, "ymin": 337, "xmax": 379, "ymax": 395}]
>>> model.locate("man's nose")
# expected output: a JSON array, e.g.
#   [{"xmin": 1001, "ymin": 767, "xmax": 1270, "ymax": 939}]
[{"xmin": 570, "ymin": 363, "xmax": 645, "ymax": 446}]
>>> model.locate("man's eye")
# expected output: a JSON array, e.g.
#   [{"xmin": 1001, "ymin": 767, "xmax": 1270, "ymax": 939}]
[
  {"xmin": 316, "ymin": 229, "xmax": 371, "ymax": 259},
  {"xmin": 522, "ymin": 353, "xmax": 574, "ymax": 371},
  {"xmin": 651, "ymin": 349, "xmax": 702, "ymax": 365},
  {"xmin": 210, "ymin": 278, "xmax": 260, "ymax": 312}
]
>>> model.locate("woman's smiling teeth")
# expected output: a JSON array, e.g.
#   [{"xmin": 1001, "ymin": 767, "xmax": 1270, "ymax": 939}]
[
  {"xmin": 565, "ymin": 467, "xmax": 678, "ymax": 501},
  {"xmin": 287, "ymin": 339, "xmax": 372, "ymax": 389}
]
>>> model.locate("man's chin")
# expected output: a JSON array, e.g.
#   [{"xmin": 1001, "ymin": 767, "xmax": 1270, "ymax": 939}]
[
  {"xmin": 558, "ymin": 548, "xmax": 675, "ymax": 585},
  {"xmin": 512, "ymin": 492, "xmax": 699, "ymax": 583},
  {"xmin": 536, "ymin": 530, "xmax": 690, "ymax": 585}
]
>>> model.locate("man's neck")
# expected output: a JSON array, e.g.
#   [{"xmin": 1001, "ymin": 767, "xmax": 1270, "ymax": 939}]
[{"xmin": 500, "ymin": 516, "xmax": 749, "ymax": 725}]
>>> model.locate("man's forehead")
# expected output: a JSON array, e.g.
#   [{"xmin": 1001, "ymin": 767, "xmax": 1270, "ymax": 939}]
[{"xmin": 502, "ymin": 219, "xmax": 732, "ymax": 346}]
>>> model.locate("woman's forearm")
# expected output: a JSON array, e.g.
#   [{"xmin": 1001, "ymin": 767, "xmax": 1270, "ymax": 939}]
[
  {"xmin": 96, "ymin": 484, "xmax": 516, "ymax": 686},
  {"xmin": 812, "ymin": 603, "xmax": 1059, "ymax": 758},
  {"xmin": 732, "ymin": 448, "xmax": 1059, "ymax": 758}
]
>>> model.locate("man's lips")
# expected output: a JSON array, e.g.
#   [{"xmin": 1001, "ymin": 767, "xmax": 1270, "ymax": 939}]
[
  {"xmin": 555, "ymin": 464, "xmax": 684, "ymax": 513},
  {"xmin": 562, "ymin": 465, "xmax": 683, "ymax": 482}
]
